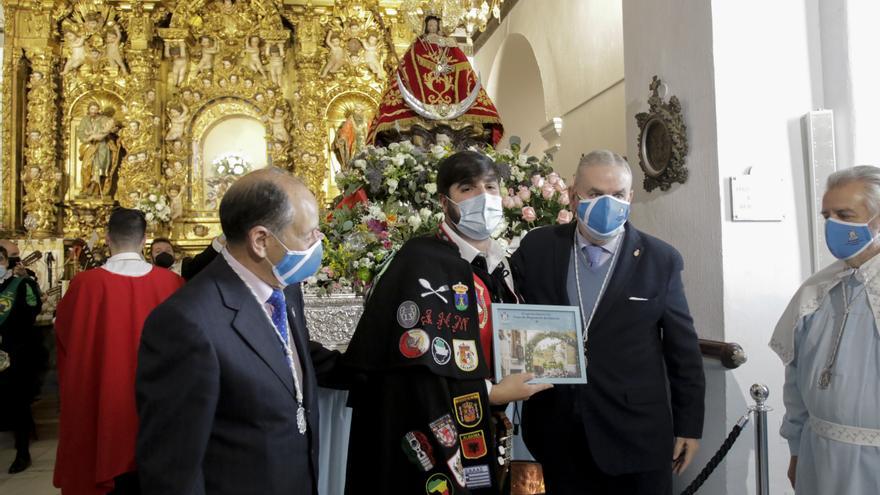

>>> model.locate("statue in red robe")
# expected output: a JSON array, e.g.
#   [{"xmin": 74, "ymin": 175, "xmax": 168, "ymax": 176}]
[{"xmin": 367, "ymin": 15, "xmax": 504, "ymax": 148}]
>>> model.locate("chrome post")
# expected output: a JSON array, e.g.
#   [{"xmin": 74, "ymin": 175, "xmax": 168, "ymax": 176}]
[{"xmin": 750, "ymin": 384, "xmax": 771, "ymax": 495}]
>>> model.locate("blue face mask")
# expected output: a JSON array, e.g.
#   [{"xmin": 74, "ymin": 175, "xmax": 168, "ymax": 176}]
[
  {"xmin": 576, "ymin": 195, "xmax": 630, "ymax": 241},
  {"xmin": 825, "ymin": 217, "xmax": 877, "ymax": 260},
  {"xmin": 0, "ymin": 266, "xmax": 6, "ymax": 279},
  {"xmin": 269, "ymin": 233, "xmax": 324, "ymax": 287}
]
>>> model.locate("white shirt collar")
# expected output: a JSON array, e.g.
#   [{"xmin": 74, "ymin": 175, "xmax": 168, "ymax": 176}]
[
  {"xmin": 440, "ymin": 222, "xmax": 506, "ymax": 272},
  {"xmin": 221, "ymin": 247, "xmax": 274, "ymax": 305},
  {"xmin": 101, "ymin": 251, "xmax": 153, "ymax": 277}
]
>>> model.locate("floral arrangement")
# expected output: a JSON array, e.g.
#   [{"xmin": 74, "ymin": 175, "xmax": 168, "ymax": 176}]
[
  {"xmin": 136, "ymin": 191, "xmax": 172, "ymax": 225},
  {"xmin": 308, "ymin": 137, "xmax": 573, "ymax": 296},
  {"xmin": 212, "ymin": 152, "xmax": 251, "ymax": 178}
]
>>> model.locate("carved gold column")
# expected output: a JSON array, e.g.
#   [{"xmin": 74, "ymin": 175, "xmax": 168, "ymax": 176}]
[{"xmin": 22, "ymin": 48, "xmax": 60, "ymax": 236}]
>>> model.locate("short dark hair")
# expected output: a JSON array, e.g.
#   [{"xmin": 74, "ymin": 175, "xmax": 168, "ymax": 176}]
[
  {"xmin": 108, "ymin": 208, "xmax": 147, "ymax": 246},
  {"xmin": 219, "ymin": 169, "xmax": 294, "ymax": 244},
  {"xmin": 0, "ymin": 246, "xmax": 7, "ymax": 262},
  {"xmin": 436, "ymin": 150, "xmax": 499, "ymax": 196},
  {"xmin": 151, "ymin": 237, "xmax": 174, "ymax": 250}
]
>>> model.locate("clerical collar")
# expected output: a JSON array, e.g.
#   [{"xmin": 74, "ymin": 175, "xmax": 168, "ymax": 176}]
[{"xmin": 439, "ymin": 222, "xmax": 505, "ymax": 273}]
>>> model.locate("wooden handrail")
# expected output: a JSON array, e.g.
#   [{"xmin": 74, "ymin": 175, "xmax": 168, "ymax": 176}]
[{"xmin": 699, "ymin": 339, "xmax": 747, "ymax": 370}]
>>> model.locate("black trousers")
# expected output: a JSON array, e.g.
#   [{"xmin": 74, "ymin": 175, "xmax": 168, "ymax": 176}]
[
  {"xmin": 109, "ymin": 472, "xmax": 140, "ymax": 495},
  {"xmin": 540, "ymin": 428, "xmax": 672, "ymax": 495},
  {"xmin": 10, "ymin": 400, "xmax": 34, "ymax": 453}
]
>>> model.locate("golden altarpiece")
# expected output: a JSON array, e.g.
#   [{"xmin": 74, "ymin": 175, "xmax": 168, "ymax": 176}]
[{"xmin": 0, "ymin": 0, "xmax": 424, "ymax": 263}]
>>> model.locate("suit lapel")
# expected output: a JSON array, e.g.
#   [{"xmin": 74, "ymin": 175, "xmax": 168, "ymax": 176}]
[
  {"xmin": 215, "ymin": 258, "xmax": 297, "ymax": 400},
  {"xmin": 589, "ymin": 225, "xmax": 643, "ymax": 330},
  {"xmin": 554, "ymin": 223, "xmax": 577, "ymax": 305}
]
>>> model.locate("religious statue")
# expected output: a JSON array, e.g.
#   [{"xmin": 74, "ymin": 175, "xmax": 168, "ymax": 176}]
[
  {"xmin": 367, "ymin": 13, "xmax": 504, "ymax": 147},
  {"xmin": 196, "ymin": 37, "xmax": 219, "ymax": 75},
  {"xmin": 165, "ymin": 40, "xmax": 188, "ymax": 87},
  {"xmin": 61, "ymin": 31, "xmax": 87, "ymax": 75},
  {"xmin": 265, "ymin": 107, "xmax": 290, "ymax": 143},
  {"xmin": 265, "ymin": 42, "xmax": 286, "ymax": 86},
  {"xmin": 320, "ymin": 31, "xmax": 347, "ymax": 77},
  {"xmin": 165, "ymin": 102, "xmax": 189, "ymax": 141},
  {"xmin": 333, "ymin": 112, "xmax": 367, "ymax": 169},
  {"xmin": 363, "ymin": 33, "xmax": 384, "ymax": 78},
  {"xmin": 104, "ymin": 24, "xmax": 128, "ymax": 75},
  {"xmin": 244, "ymin": 36, "xmax": 266, "ymax": 78},
  {"xmin": 77, "ymin": 102, "xmax": 120, "ymax": 198}
]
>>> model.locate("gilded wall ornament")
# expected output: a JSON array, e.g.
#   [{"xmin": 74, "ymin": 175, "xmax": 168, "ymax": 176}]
[{"xmin": 635, "ymin": 76, "xmax": 689, "ymax": 192}]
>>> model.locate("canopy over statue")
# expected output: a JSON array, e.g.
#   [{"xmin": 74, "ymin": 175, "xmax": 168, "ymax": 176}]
[{"xmin": 367, "ymin": 14, "xmax": 503, "ymax": 148}]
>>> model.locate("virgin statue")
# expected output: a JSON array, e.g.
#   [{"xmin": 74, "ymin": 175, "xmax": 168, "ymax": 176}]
[{"xmin": 367, "ymin": 14, "xmax": 503, "ymax": 148}]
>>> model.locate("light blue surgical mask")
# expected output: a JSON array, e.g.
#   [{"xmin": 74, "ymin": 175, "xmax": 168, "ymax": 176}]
[
  {"xmin": 269, "ymin": 232, "xmax": 324, "ymax": 287},
  {"xmin": 825, "ymin": 217, "xmax": 877, "ymax": 260},
  {"xmin": 576, "ymin": 195, "xmax": 630, "ymax": 241},
  {"xmin": 447, "ymin": 193, "xmax": 504, "ymax": 240},
  {"xmin": 0, "ymin": 266, "xmax": 6, "ymax": 279}
]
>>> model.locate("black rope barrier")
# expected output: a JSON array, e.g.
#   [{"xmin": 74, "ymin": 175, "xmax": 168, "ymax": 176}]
[{"xmin": 679, "ymin": 412, "xmax": 751, "ymax": 495}]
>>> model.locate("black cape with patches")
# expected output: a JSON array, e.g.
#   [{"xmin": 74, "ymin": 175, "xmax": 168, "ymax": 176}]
[{"xmin": 343, "ymin": 236, "xmax": 500, "ymax": 495}]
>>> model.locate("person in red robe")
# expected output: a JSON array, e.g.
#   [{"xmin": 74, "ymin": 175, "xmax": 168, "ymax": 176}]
[
  {"xmin": 367, "ymin": 15, "xmax": 504, "ymax": 147},
  {"xmin": 54, "ymin": 208, "xmax": 184, "ymax": 495}
]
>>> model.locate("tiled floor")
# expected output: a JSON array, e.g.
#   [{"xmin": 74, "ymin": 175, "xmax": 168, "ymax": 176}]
[{"xmin": 0, "ymin": 397, "xmax": 61, "ymax": 495}]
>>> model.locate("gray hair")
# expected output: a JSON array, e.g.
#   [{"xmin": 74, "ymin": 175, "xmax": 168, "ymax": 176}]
[
  {"xmin": 574, "ymin": 149, "xmax": 632, "ymax": 184},
  {"xmin": 826, "ymin": 165, "xmax": 880, "ymax": 215}
]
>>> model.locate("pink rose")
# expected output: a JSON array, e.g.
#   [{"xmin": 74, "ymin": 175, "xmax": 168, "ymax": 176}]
[
  {"xmin": 541, "ymin": 183, "xmax": 555, "ymax": 200},
  {"xmin": 522, "ymin": 206, "xmax": 537, "ymax": 222},
  {"xmin": 556, "ymin": 209, "xmax": 573, "ymax": 224},
  {"xmin": 558, "ymin": 193, "xmax": 570, "ymax": 206},
  {"xmin": 502, "ymin": 195, "xmax": 516, "ymax": 209},
  {"xmin": 547, "ymin": 172, "xmax": 560, "ymax": 185},
  {"xmin": 555, "ymin": 178, "xmax": 568, "ymax": 192},
  {"xmin": 517, "ymin": 186, "xmax": 531, "ymax": 202},
  {"xmin": 513, "ymin": 195, "xmax": 524, "ymax": 208},
  {"xmin": 531, "ymin": 174, "xmax": 544, "ymax": 188}
]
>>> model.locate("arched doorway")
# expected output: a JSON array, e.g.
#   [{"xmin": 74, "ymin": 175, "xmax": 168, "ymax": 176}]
[{"xmin": 487, "ymin": 34, "xmax": 547, "ymax": 150}]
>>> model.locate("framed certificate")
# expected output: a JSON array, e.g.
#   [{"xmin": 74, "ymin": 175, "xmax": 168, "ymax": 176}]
[{"xmin": 491, "ymin": 303, "xmax": 587, "ymax": 384}]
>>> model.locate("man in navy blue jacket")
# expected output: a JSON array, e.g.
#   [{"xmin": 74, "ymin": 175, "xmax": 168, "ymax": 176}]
[
  {"xmin": 136, "ymin": 168, "xmax": 346, "ymax": 495},
  {"xmin": 511, "ymin": 150, "xmax": 705, "ymax": 495}
]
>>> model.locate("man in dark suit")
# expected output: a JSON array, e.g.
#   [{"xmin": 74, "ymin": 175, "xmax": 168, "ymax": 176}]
[
  {"xmin": 511, "ymin": 150, "xmax": 705, "ymax": 495},
  {"xmin": 136, "ymin": 168, "xmax": 343, "ymax": 495}
]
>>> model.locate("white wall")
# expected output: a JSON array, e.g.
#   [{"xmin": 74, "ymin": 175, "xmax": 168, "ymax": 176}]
[{"xmin": 474, "ymin": 0, "xmax": 626, "ymax": 179}]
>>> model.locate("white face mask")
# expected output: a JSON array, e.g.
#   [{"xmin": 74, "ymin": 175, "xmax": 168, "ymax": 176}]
[{"xmin": 446, "ymin": 193, "xmax": 504, "ymax": 240}]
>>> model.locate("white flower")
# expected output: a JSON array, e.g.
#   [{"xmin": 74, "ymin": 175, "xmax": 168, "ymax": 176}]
[
  {"xmin": 419, "ymin": 207, "xmax": 432, "ymax": 219},
  {"xmin": 218, "ymin": 165, "xmax": 226, "ymax": 174},
  {"xmin": 408, "ymin": 215, "xmax": 422, "ymax": 229},
  {"xmin": 430, "ymin": 145, "xmax": 446, "ymax": 158},
  {"xmin": 391, "ymin": 155, "xmax": 406, "ymax": 167},
  {"xmin": 388, "ymin": 142, "xmax": 400, "ymax": 151},
  {"xmin": 148, "ymin": 194, "xmax": 158, "ymax": 202},
  {"xmin": 305, "ymin": 275, "xmax": 318, "ymax": 284},
  {"xmin": 145, "ymin": 212, "xmax": 154, "ymax": 221},
  {"xmin": 354, "ymin": 159, "xmax": 367, "ymax": 169},
  {"xmin": 433, "ymin": 212, "xmax": 444, "ymax": 221},
  {"xmin": 233, "ymin": 165, "xmax": 244, "ymax": 175},
  {"xmin": 374, "ymin": 147, "xmax": 387, "ymax": 156},
  {"xmin": 352, "ymin": 260, "xmax": 360, "ymax": 269},
  {"xmin": 387, "ymin": 178, "xmax": 399, "ymax": 193},
  {"xmin": 155, "ymin": 203, "xmax": 165, "ymax": 211},
  {"xmin": 436, "ymin": 134, "xmax": 451, "ymax": 145},
  {"xmin": 424, "ymin": 183, "xmax": 437, "ymax": 194}
]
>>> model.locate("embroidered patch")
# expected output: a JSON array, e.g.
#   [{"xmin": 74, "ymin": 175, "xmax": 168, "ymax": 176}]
[
  {"xmin": 473, "ymin": 279, "xmax": 489, "ymax": 328},
  {"xmin": 429, "ymin": 414, "xmax": 459, "ymax": 448},
  {"xmin": 425, "ymin": 473, "xmax": 454, "ymax": 495},
  {"xmin": 452, "ymin": 282, "xmax": 469, "ymax": 311},
  {"xmin": 453, "ymin": 392, "xmax": 482, "ymax": 428},
  {"xmin": 399, "ymin": 329, "xmax": 430, "ymax": 358},
  {"xmin": 431, "ymin": 337, "xmax": 451, "ymax": 365},
  {"xmin": 463, "ymin": 465, "xmax": 492, "ymax": 489},
  {"xmin": 452, "ymin": 339, "xmax": 478, "ymax": 372},
  {"xmin": 402, "ymin": 431, "xmax": 435, "ymax": 472},
  {"xmin": 397, "ymin": 300, "xmax": 420, "ymax": 328},
  {"xmin": 459, "ymin": 430, "xmax": 488, "ymax": 459},
  {"xmin": 419, "ymin": 278, "xmax": 449, "ymax": 303},
  {"xmin": 446, "ymin": 449, "xmax": 466, "ymax": 488}
]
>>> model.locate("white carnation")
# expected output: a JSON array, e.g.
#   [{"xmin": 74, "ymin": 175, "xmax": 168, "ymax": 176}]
[
  {"xmin": 145, "ymin": 212, "xmax": 154, "ymax": 221},
  {"xmin": 425, "ymin": 183, "xmax": 437, "ymax": 194},
  {"xmin": 354, "ymin": 159, "xmax": 367, "ymax": 169},
  {"xmin": 408, "ymin": 215, "xmax": 422, "ymax": 229},
  {"xmin": 387, "ymin": 178, "xmax": 399, "ymax": 193},
  {"xmin": 148, "ymin": 194, "xmax": 158, "ymax": 202},
  {"xmin": 233, "ymin": 165, "xmax": 244, "ymax": 174}
]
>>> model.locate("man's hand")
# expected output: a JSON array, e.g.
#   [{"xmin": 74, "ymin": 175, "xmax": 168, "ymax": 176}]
[
  {"xmin": 787, "ymin": 456, "xmax": 797, "ymax": 488},
  {"xmin": 672, "ymin": 437, "xmax": 699, "ymax": 475},
  {"xmin": 488, "ymin": 372, "xmax": 553, "ymax": 406}
]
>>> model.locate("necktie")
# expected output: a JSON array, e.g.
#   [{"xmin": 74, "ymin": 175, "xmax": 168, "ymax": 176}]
[
  {"xmin": 584, "ymin": 244, "xmax": 606, "ymax": 271},
  {"xmin": 267, "ymin": 288, "xmax": 289, "ymax": 344}
]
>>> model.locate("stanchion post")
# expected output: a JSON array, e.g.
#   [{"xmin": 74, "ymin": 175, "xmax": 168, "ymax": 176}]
[{"xmin": 750, "ymin": 384, "xmax": 771, "ymax": 495}]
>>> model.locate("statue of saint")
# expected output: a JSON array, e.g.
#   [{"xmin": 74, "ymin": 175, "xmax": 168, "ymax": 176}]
[
  {"xmin": 77, "ymin": 102, "xmax": 120, "ymax": 198},
  {"xmin": 367, "ymin": 14, "xmax": 503, "ymax": 147},
  {"xmin": 333, "ymin": 112, "xmax": 367, "ymax": 169}
]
